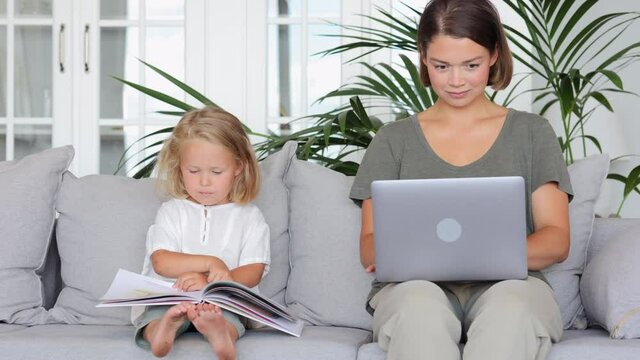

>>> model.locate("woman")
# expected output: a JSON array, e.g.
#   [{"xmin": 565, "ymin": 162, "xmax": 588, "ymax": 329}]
[{"xmin": 349, "ymin": 1, "xmax": 572, "ymax": 359}]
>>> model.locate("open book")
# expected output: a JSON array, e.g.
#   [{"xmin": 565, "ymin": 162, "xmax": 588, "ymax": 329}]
[{"xmin": 97, "ymin": 269, "xmax": 304, "ymax": 337}]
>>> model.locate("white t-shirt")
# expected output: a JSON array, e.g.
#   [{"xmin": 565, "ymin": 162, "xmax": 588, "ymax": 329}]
[{"xmin": 141, "ymin": 198, "xmax": 271, "ymax": 283}]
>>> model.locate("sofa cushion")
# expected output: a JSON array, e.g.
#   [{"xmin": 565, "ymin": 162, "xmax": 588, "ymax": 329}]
[
  {"xmin": 285, "ymin": 157, "xmax": 374, "ymax": 330},
  {"xmin": 548, "ymin": 328, "xmax": 640, "ymax": 360},
  {"xmin": 0, "ymin": 324, "xmax": 372, "ymax": 360},
  {"xmin": 542, "ymin": 154, "xmax": 609, "ymax": 329},
  {"xmin": 581, "ymin": 226, "xmax": 640, "ymax": 339},
  {"xmin": 253, "ymin": 142, "xmax": 297, "ymax": 304},
  {"xmin": 0, "ymin": 146, "xmax": 73, "ymax": 325},
  {"xmin": 50, "ymin": 173, "xmax": 163, "ymax": 325}
]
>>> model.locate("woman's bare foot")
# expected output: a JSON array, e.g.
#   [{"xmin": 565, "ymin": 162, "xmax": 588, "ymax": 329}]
[
  {"xmin": 144, "ymin": 302, "xmax": 193, "ymax": 357},
  {"xmin": 188, "ymin": 303, "xmax": 238, "ymax": 360}
]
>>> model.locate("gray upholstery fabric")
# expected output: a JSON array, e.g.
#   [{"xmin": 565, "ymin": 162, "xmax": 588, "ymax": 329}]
[
  {"xmin": 356, "ymin": 329, "xmax": 640, "ymax": 360},
  {"xmin": 50, "ymin": 173, "xmax": 163, "ymax": 325},
  {"xmin": 253, "ymin": 141, "xmax": 297, "ymax": 304},
  {"xmin": 581, "ymin": 225, "xmax": 640, "ymax": 339},
  {"xmin": 542, "ymin": 154, "xmax": 609, "ymax": 329},
  {"xmin": 548, "ymin": 329, "xmax": 640, "ymax": 360},
  {"xmin": 284, "ymin": 157, "xmax": 374, "ymax": 330},
  {"xmin": 589, "ymin": 218, "xmax": 640, "ymax": 263},
  {"xmin": 0, "ymin": 325, "xmax": 371, "ymax": 360},
  {"xmin": 38, "ymin": 227, "xmax": 62, "ymax": 310},
  {"xmin": 0, "ymin": 324, "xmax": 26, "ymax": 335},
  {"xmin": 0, "ymin": 146, "xmax": 73, "ymax": 325}
]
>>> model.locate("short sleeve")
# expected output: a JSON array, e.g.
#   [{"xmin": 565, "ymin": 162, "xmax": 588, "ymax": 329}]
[
  {"xmin": 350, "ymin": 126, "xmax": 400, "ymax": 201},
  {"xmin": 146, "ymin": 201, "xmax": 181, "ymax": 254},
  {"xmin": 531, "ymin": 118, "xmax": 573, "ymax": 201},
  {"xmin": 238, "ymin": 207, "xmax": 271, "ymax": 277}
]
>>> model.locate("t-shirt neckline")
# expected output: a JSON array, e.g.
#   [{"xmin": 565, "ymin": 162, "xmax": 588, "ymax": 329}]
[{"xmin": 411, "ymin": 108, "xmax": 514, "ymax": 170}]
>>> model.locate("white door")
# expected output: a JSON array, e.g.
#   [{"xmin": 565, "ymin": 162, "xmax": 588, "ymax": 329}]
[{"xmin": 1, "ymin": 0, "xmax": 203, "ymax": 177}]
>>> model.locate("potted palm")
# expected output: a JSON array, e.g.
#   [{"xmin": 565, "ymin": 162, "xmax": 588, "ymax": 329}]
[{"xmin": 116, "ymin": 0, "xmax": 640, "ymax": 215}]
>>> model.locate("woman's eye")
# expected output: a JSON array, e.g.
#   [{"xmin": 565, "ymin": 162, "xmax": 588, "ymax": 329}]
[
  {"xmin": 435, "ymin": 65, "xmax": 447, "ymax": 71},
  {"xmin": 467, "ymin": 63, "xmax": 479, "ymax": 69}
]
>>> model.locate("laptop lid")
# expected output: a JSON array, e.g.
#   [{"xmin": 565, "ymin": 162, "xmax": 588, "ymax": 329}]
[{"xmin": 371, "ymin": 176, "xmax": 527, "ymax": 282}]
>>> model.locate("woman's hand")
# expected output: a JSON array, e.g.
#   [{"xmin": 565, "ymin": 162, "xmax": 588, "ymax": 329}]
[
  {"xmin": 365, "ymin": 264, "xmax": 376, "ymax": 273},
  {"xmin": 173, "ymin": 271, "xmax": 208, "ymax": 291}
]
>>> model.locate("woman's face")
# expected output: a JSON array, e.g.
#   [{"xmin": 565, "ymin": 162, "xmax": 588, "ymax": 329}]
[{"xmin": 423, "ymin": 35, "xmax": 497, "ymax": 108}]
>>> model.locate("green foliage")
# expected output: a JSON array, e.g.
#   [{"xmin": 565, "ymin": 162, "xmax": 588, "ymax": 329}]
[{"xmin": 116, "ymin": 1, "xmax": 640, "ymax": 216}]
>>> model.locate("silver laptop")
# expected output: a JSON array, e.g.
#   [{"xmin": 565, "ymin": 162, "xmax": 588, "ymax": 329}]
[{"xmin": 371, "ymin": 176, "xmax": 527, "ymax": 282}]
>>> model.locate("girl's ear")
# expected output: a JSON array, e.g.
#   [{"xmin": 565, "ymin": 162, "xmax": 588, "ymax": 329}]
[{"xmin": 234, "ymin": 162, "xmax": 243, "ymax": 177}]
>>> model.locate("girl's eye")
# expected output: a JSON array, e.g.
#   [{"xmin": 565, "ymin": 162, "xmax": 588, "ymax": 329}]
[
  {"xmin": 189, "ymin": 170, "xmax": 199, "ymax": 174},
  {"xmin": 212, "ymin": 171, "xmax": 223, "ymax": 175}
]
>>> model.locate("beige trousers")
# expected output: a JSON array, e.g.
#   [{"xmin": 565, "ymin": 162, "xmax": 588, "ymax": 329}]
[{"xmin": 369, "ymin": 277, "xmax": 563, "ymax": 360}]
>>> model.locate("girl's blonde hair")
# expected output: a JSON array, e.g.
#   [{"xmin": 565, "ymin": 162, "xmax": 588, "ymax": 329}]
[{"xmin": 156, "ymin": 106, "xmax": 260, "ymax": 204}]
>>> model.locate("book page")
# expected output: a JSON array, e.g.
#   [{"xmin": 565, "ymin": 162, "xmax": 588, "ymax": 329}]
[{"xmin": 98, "ymin": 269, "xmax": 200, "ymax": 303}]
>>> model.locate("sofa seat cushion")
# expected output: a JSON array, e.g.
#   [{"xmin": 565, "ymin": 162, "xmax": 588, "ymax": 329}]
[
  {"xmin": 548, "ymin": 328, "xmax": 640, "ymax": 360},
  {"xmin": 0, "ymin": 324, "xmax": 26, "ymax": 335},
  {"xmin": 356, "ymin": 329, "xmax": 640, "ymax": 360},
  {"xmin": 0, "ymin": 325, "xmax": 371, "ymax": 360}
]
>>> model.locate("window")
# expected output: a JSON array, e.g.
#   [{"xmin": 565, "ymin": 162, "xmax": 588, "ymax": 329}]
[{"xmin": 266, "ymin": 0, "xmax": 342, "ymax": 135}]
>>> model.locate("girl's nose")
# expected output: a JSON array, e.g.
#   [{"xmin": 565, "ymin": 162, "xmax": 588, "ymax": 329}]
[{"xmin": 199, "ymin": 174, "xmax": 212, "ymax": 186}]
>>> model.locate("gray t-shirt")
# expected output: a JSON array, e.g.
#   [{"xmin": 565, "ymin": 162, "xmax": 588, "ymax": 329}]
[{"xmin": 349, "ymin": 109, "xmax": 573, "ymax": 312}]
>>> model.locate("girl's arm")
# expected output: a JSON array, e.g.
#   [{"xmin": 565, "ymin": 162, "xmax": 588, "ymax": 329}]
[
  {"xmin": 151, "ymin": 249, "xmax": 228, "ymax": 278},
  {"xmin": 527, "ymin": 182, "xmax": 570, "ymax": 270},
  {"xmin": 229, "ymin": 263, "xmax": 266, "ymax": 288},
  {"xmin": 360, "ymin": 199, "xmax": 376, "ymax": 272}
]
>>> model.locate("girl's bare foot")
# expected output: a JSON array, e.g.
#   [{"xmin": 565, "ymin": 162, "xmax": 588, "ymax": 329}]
[
  {"xmin": 145, "ymin": 302, "xmax": 193, "ymax": 357},
  {"xmin": 188, "ymin": 303, "xmax": 238, "ymax": 360}
]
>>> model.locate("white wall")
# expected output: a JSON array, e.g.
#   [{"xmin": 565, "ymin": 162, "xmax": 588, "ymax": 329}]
[{"xmin": 205, "ymin": 0, "xmax": 640, "ymax": 217}]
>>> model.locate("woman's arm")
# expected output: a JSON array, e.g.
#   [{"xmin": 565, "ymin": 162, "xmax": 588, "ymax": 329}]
[
  {"xmin": 527, "ymin": 182, "xmax": 570, "ymax": 270},
  {"xmin": 151, "ymin": 249, "xmax": 228, "ymax": 278},
  {"xmin": 360, "ymin": 199, "xmax": 376, "ymax": 272}
]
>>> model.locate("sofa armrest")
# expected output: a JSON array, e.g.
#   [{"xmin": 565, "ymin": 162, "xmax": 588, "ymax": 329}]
[{"xmin": 589, "ymin": 217, "xmax": 640, "ymax": 264}]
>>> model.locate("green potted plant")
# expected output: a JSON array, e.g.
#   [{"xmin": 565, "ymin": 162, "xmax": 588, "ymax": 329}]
[{"xmin": 116, "ymin": 0, "xmax": 640, "ymax": 215}]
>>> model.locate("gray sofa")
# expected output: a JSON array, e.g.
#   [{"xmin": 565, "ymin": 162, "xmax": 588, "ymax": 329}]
[{"xmin": 1, "ymin": 143, "xmax": 639, "ymax": 359}]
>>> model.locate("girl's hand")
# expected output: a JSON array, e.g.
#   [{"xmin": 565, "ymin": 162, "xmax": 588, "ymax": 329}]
[
  {"xmin": 207, "ymin": 268, "xmax": 233, "ymax": 283},
  {"xmin": 173, "ymin": 271, "xmax": 209, "ymax": 291},
  {"xmin": 206, "ymin": 257, "xmax": 231, "ymax": 282}
]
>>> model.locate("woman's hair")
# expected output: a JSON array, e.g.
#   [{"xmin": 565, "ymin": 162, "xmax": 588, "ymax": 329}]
[
  {"xmin": 156, "ymin": 106, "xmax": 260, "ymax": 204},
  {"xmin": 417, "ymin": 0, "xmax": 512, "ymax": 90}
]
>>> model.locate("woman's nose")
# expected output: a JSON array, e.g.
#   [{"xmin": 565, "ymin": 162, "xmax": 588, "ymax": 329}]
[{"xmin": 448, "ymin": 68, "xmax": 464, "ymax": 87}]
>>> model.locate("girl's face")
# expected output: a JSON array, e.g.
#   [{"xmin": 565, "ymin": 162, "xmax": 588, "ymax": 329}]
[
  {"xmin": 179, "ymin": 139, "xmax": 242, "ymax": 206},
  {"xmin": 423, "ymin": 35, "xmax": 497, "ymax": 108}
]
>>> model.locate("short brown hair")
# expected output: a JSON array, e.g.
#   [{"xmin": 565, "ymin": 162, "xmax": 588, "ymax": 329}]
[
  {"xmin": 417, "ymin": 0, "xmax": 513, "ymax": 90},
  {"xmin": 156, "ymin": 106, "xmax": 260, "ymax": 204}
]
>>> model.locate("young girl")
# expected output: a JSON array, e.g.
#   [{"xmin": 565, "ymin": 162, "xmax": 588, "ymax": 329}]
[
  {"xmin": 350, "ymin": 1, "xmax": 571, "ymax": 359},
  {"xmin": 133, "ymin": 106, "xmax": 270, "ymax": 360}
]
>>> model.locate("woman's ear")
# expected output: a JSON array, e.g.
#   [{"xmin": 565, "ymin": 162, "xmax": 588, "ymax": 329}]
[{"xmin": 490, "ymin": 46, "xmax": 499, "ymax": 67}]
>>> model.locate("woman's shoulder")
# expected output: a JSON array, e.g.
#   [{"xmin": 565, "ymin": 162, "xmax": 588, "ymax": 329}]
[
  {"xmin": 376, "ymin": 114, "xmax": 417, "ymax": 138},
  {"xmin": 508, "ymin": 108, "xmax": 550, "ymax": 128}
]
